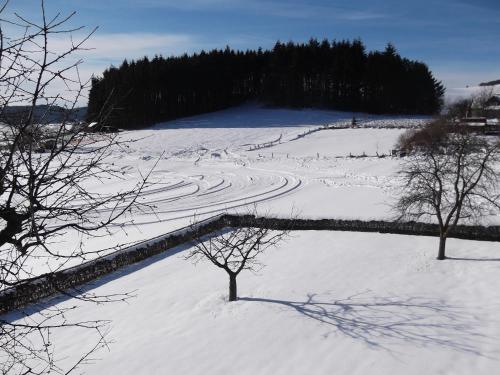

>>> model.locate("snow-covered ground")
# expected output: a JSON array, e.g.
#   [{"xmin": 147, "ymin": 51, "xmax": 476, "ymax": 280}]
[
  {"xmin": 56, "ymin": 106, "xmax": 426, "ymax": 251},
  {"xmin": 15, "ymin": 104, "xmax": 500, "ymax": 276},
  {"xmin": 16, "ymin": 105, "xmax": 432, "ymax": 275},
  {"xmin": 4, "ymin": 104, "xmax": 500, "ymax": 374},
  {"xmin": 8, "ymin": 231, "xmax": 500, "ymax": 374}
]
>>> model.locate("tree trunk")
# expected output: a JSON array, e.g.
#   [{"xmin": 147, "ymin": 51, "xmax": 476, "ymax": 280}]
[
  {"xmin": 228, "ymin": 273, "xmax": 237, "ymax": 302},
  {"xmin": 437, "ymin": 234, "xmax": 447, "ymax": 260}
]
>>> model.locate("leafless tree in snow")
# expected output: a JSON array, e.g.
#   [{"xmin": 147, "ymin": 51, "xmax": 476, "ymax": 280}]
[
  {"xmin": 0, "ymin": 1, "xmax": 154, "ymax": 373},
  {"xmin": 395, "ymin": 125, "xmax": 500, "ymax": 260},
  {"xmin": 187, "ymin": 217, "xmax": 290, "ymax": 302},
  {"xmin": 471, "ymin": 87, "xmax": 494, "ymax": 117}
]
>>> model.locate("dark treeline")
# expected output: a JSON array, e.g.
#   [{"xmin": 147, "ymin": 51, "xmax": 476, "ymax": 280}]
[{"xmin": 87, "ymin": 39, "xmax": 444, "ymax": 129}]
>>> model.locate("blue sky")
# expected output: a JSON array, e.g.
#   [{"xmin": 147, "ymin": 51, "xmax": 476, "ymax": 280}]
[{"xmin": 10, "ymin": 0, "xmax": 500, "ymax": 94}]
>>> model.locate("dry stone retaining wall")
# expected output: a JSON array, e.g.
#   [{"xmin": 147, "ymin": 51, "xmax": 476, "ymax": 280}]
[
  {"xmin": 1, "ymin": 214, "xmax": 499, "ymax": 315},
  {"xmin": 226, "ymin": 215, "xmax": 500, "ymax": 242},
  {"xmin": 0, "ymin": 215, "xmax": 229, "ymax": 315}
]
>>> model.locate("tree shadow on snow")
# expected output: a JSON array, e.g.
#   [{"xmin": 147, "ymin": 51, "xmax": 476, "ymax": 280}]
[{"xmin": 240, "ymin": 292, "xmax": 492, "ymax": 356}]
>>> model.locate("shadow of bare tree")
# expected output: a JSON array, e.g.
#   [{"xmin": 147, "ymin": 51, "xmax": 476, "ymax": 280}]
[{"xmin": 240, "ymin": 292, "xmax": 491, "ymax": 355}]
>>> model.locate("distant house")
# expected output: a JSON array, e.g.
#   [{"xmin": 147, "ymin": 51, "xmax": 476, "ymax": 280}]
[{"xmin": 391, "ymin": 149, "xmax": 407, "ymax": 157}]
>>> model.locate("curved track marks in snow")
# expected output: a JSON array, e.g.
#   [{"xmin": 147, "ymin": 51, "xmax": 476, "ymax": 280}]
[{"xmin": 123, "ymin": 169, "xmax": 302, "ymax": 225}]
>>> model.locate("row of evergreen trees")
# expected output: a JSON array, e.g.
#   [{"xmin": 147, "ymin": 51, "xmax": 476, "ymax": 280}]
[{"xmin": 87, "ymin": 39, "xmax": 445, "ymax": 129}]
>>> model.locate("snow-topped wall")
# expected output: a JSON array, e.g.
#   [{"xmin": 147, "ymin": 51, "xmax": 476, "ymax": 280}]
[{"xmin": 2, "ymin": 215, "xmax": 500, "ymax": 315}]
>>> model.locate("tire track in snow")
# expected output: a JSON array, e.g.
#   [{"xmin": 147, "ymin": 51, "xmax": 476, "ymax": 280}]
[{"xmin": 126, "ymin": 175, "xmax": 302, "ymax": 226}]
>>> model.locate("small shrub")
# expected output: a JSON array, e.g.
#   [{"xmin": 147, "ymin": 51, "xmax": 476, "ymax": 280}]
[{"xmin": 396, "ymin": 119, "xmax": 451, "ymax": 153}]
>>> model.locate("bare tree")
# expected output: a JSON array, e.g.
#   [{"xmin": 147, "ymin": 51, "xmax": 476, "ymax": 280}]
[
  {"xmin": 187, "ymin": 222, "xmax": 290, "ymax": 302},
  {"xmin": 0, "ymin": 1, "xmax": 154, "ymax": 373},
  {"xmin": 444, "ymin": 98, "xmax": 473, "ymax": 120},
  {"xmin": 395, "ymin": 127, "xmax": 500, "ymax": 260},
  {"xmin": 471, "ymin": 87, "xmax": 494, "ymax": 117}
]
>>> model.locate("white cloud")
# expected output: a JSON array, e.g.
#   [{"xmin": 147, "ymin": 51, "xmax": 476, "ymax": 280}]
[
  {"xmin": 86, "ymin": 33, "xmax": 195, "ymax": 60},
  {"xmin": 33, "ymin": 30, "xmax": 279, "ymax": 105},
  {"xmin": 133, "ymin": 0, "xmax": 387, "ymax": 21},
  {"xmin": 16, "ymin": 32, "xmax": 200, "ymax": 106},
  {"xmin": 50, "ymin": 32, "xmax": 197, "ymax": 64},
  {"xmin": 50, "ymin": 31, "xmax": 199, "ymax": 81}
]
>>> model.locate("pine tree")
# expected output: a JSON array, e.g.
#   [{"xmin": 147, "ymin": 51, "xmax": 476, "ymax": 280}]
[{"xmin": 87, "ymin": 39, "xmax": 444, "ymax": 129}]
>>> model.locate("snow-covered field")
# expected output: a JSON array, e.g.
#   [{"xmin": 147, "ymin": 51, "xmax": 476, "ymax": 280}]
[
  {"xmin": 4, "ymin": 104, "xmax": 500, "ymax": 374},
  {"xmin": 11, "ymin": 105, "xmax": 431, "ymax": 275},
  {"xmin": 9, "ymin": 231, "xmax": 500, "ymax": 374},
  {"xmin": 43, "ymin": 104, "xmax": 492, "ymax": 265},
  {"xmin": 42, "ymin": 105, "xmax": 428, "ymax": 265}
]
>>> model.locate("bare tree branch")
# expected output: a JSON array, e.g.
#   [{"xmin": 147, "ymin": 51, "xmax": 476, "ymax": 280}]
[
  {"xmin": 394, "ymin": 121, "xmax": 500, "ymax": 259},
  {"xmin": 187, "ymin": 211, "xmax": 291, "ymax": 302},
  {"xmin": 0, "ymin": 1, "xmax": 156, "ymax": 373}
]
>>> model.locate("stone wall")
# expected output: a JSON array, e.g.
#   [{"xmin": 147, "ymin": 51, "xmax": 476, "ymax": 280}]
[
  {"xmin": 0, "ymin": 215, "xmax": 228, "ymax": 315},
  {"xmin": 2, "ymin": 214, "xmax": 499, "ymax": 315},
  {"xmin": 225, "ymin": 215, "xmax": 500, "ymax": 242}
]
